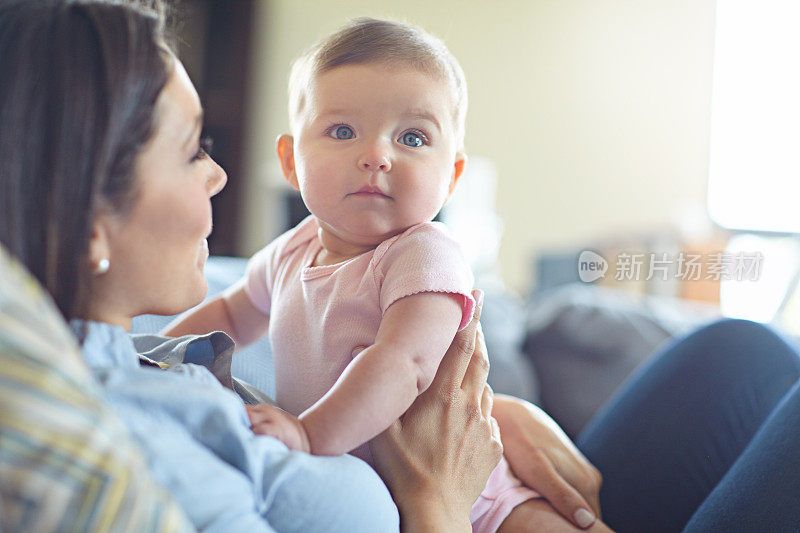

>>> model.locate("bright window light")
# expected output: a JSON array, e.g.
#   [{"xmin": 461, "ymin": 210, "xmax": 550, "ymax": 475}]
[
  {"xmin": 720, "ymin": 234, "xmax": 800, "ymax": 322},
  {"xmin": 707, "ymin": 0, "xmax": 800, "ymax": 233}
]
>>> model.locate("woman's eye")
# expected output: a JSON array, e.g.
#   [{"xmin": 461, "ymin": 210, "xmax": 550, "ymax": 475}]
[
  {"xmin": 399, "ymin": 131, "xmax": 426, "ymax": 147},
  {"xmin": 328, "ymin": 125, "xmax": 355, "ymax": 140},
  {"xmin": 192, "ymin": 136, "xmax": 213, "ymax": 162}
]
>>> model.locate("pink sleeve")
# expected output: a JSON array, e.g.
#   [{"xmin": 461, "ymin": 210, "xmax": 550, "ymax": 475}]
[
  {"xmin": 244, "ymin": 216, "xmax": 319, "ymax": 315},
  {"xmin": 375, "ymin": 223, "xmax": 475, "ymax": 330},
  {"xmin": 243, "ymin": 243, "xmax": 275, "ymax": 315}
]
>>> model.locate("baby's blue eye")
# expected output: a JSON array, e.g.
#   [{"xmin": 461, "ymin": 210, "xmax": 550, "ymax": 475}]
[
  {"xmin": 330, "ymin": 125, "xmax": 355, "ymax": 140},
  {"xmin": 400, "ymin": 131, "xmax": 424, "ymax": 147}
]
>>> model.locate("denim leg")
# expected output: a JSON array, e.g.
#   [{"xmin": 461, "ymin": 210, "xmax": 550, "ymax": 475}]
[
  {"xmin": 576, "ymin": 319, "xmax": 800, "ymax": 532},
  {"xmin": 683, "ymin": 380, "xmax": 800, "ymax": 532}
]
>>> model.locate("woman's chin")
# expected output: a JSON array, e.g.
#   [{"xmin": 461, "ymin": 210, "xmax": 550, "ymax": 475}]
[
  {"xmin": 185, "ymin": 277, "xmax": 209, "ymax": 310},
  {"xmin": 149, "ymin": 278, "xmax": 208, "ymax": 318},
  {"xmin": 197, "ymin": 238, "xmax": 209, "ymax": 268}
]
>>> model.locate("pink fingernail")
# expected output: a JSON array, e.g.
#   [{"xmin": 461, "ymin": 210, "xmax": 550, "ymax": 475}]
[
  {"xmin": 474, "ymin": 289, "xmax": 484, "ymax": 307},
  {"xmin": 574, "ymin": 508, "xmax": 595, "ymax": 528}
]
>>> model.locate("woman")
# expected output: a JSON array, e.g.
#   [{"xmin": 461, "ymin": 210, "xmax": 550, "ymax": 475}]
[{"xmin": 0, "ymin": 1, "xmax": 602, "ymax": 531}]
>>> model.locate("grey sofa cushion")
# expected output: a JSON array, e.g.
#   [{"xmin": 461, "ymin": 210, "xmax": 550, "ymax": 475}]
[
  {"xmin": 523, "ymin": 284, "xmax": 718, "ymax": 438},
  {"xmin": 479, "ymin": 278, "xmax": 539, "ymax": 404}
]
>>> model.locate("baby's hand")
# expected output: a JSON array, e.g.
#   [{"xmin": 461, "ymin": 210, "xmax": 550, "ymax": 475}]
[{"xmin": 246, "ymin": 404, "xmax": 310, "ymax": 453}]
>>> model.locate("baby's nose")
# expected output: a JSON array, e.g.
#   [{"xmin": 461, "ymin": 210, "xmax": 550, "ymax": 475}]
[
  {"xmin": 361, "ymin": 159, "xmax": 389, "ymax": 170},
  {"xmin": 357, "ymin": 145, "xmax": 392, "ymax": 172},
  {"xmin": 358, "ymin": 157, "xmax": 391, "ymax": 171}
]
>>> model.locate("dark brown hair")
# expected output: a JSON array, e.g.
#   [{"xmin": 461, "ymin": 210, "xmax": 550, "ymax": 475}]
[{"xmin": 0, "ymin": 0, "xmax": 172, "ymax": 319}]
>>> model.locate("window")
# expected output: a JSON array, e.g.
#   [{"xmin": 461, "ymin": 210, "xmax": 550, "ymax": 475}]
[{"xmin": 707, "ymin": 0, "xmax": 800, "ymax": 233}]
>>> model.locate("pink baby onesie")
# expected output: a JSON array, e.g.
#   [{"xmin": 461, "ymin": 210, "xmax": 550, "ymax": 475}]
[{"xmin": 244, "ymin": 215, "xmax": 538, "ymax": 532}]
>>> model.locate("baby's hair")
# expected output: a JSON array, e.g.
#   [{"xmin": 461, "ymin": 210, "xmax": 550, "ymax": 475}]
[{"xmin": 288, "ymin": 17, "xmax": 468, "ymax": 149}]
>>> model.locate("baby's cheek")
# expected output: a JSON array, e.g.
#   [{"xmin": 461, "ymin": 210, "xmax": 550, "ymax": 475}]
[
  {"xmin": 301, "ymin": 160, "xmax": 333, "ymax": 187},
  {"xmin": 403, "ymin": 185, "xmax": 448, "ymax": 222},
  {"xmin": 300, "ymin": 169, "xmax": 339, "ymax": 212}
]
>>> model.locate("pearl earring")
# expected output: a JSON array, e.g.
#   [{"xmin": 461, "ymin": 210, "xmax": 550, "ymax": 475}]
[{"xmin": 95, "ymin": 258, "xmax": 110, "ymax": 275}]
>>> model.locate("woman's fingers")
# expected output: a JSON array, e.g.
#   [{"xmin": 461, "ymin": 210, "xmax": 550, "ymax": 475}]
[
  {"xmin": 461, "ymin": 322, "xmax": 490, "ymax": 394},
  {"xmin": 550, "ymin": 459, "xmax": 602, "ymax": 519},
  {"xmin": 518, "ymin": 452, "xmax": 598, "ymax": 528},
  {"xmin": 586, "ymin": 491, "xmax": 602, "ymax": 524},
  {"xmin": 489, "ymin": 416, "xmax": 503, "ymax": 451},
  {"xmin": 481, "ymin": 383, "xmax": 494, "ymax": 418},
  {"xmin": 431, "ymin": 289, "xmax": 483, "ymax": 394},
  {"xmin": 491, "ymin": 395, "xmax": 603, "ymax": 529}
]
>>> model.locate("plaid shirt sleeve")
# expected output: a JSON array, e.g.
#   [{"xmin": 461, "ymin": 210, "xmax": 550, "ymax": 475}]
[{"xmin": 0, "ymin": 245, "xmax": 195, "ymax": 533}]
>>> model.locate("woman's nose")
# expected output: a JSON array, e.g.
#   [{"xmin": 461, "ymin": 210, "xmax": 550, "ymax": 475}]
[
  {"xmin": 207, "ymin": 158, "xmax": 228, "ymax": 197},
  {"xmin": 357, "ymin": 143, "xmax": 392, "ymax": 172}
]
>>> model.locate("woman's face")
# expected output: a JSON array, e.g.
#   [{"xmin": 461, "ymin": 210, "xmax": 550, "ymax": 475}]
[{"xmin": 88, "ymin": 59, "xmax": 226, "ymax": 329}]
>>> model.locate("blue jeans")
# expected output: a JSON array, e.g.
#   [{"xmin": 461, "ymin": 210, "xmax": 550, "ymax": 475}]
[{"xmin": 577, "ymin": 319, "xmax": 800, "ymax": 532}]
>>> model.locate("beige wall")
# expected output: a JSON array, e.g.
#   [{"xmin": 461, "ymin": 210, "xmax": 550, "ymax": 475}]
[{"xmin": 241, "ymin": 0, "xmax": 717, "ymax": 292}]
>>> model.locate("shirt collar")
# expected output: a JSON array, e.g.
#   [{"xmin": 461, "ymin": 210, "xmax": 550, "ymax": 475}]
[{"xmin": 69, "ymin": 319, "xmax": 140, "ymax": 369}]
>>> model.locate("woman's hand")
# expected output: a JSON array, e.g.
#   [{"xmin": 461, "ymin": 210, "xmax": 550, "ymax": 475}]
[
  {"xmin": 492, "ymin": 394, "xmax": 602, "ymax": 529},
  {"xmin": 369, "ymin": 290, "xmax": 502, "ymax": 532}
]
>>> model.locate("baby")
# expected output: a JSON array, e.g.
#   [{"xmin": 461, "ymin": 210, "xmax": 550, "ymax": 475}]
[{"xmin": 168, "ymin": 18, "xmax": 539, "ymax": 532}]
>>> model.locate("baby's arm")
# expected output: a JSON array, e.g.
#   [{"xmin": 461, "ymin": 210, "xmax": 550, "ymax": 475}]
[
  {"xmin": 162, "ymin": 278, "xmax": 269, "ymax": 348},
  {"xmin": 299, "ymin": 291, "xmax": 463, "ymax": 456}
]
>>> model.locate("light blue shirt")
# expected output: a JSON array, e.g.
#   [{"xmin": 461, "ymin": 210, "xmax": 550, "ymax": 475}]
[{"xmin": 71, "ymin": 320, "xmax": 399, "ymax": 533}]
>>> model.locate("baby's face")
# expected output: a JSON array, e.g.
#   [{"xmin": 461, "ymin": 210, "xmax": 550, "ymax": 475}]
[{"xmin": 288, "ymin": 63, "xmax": 465, "ymax": 247}]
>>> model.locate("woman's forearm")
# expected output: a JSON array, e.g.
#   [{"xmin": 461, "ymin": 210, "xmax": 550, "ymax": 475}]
[
  {"xmin": 397, "ymin": 496, "xmax": 472, "ymax": 532},
  {"xmin": 491, "ymin": 393, "xmax": 603, "ymax": 528}
]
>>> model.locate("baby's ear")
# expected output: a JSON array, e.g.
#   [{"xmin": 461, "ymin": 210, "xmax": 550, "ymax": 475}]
[
  {"xmin": 276, "ymin": 134, "xmax": 299, "ymax": 191},
  {"xmin": 448, "ymin": 152, "xmax": 467, "ymax": 195}
]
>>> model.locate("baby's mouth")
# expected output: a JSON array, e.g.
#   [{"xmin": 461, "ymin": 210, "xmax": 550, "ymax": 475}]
[{"xmin": 349, "ymin": 185, "xmax": 392, "ymax": 199}]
